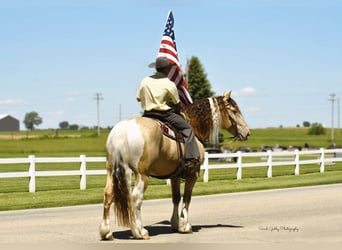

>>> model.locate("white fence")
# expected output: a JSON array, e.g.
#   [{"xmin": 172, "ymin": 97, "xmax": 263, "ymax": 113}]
[
  {"xmin": 0, "ymin": 155, "xmax": 106, "ymax": 192},
  {"xmin": 1, "ymin": 148, "xmax": 342, "ymax": 192},
  {"xmin": 202, "ymin": 148, "xmax": 342, "ymax": 182}
]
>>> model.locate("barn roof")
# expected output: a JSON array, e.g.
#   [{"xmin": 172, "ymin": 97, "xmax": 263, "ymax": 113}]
[
  {"xmin": 0, "ymin": 114, "xmax": 18, "ymax": 121},
  {"xmin": 0, "ymin": 114, "xmax": 9, "ymax": 120}
]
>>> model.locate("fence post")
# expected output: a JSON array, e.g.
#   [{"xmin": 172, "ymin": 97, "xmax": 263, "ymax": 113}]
[
  {"xmin": 236, "ymin": 151, "xmax": 242, "ymax": 180},
  {"xmin": 203, "ymin": 152, "xmax": 209, "ymax": 182},
  {"xmin": 28, "ymin": 155, "xmax": 36, "ymax": 193},
  {"xmin": 320, "ymin": 147, "xmax": 325, "ymax": 173},
  {"xmin": 267, "ymin": 150, "xmax": 272, "ymax": 178},
  {"xmin": 80, "ymin": 155, "xmax": 87, "ymax": 190},
  {"xmin": 294, "ymin": 149, "xmax": 300, "ymax": 176}
]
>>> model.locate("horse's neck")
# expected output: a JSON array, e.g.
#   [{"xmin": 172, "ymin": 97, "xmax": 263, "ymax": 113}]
[{"xmin": 182, "ymin": 97, "xmax": 221, "ymax": 146}]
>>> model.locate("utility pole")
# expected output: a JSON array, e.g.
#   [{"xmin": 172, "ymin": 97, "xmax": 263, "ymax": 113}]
[
  {"xmin": 94, "ymin": 92, "xmax": 103, "ymax": 136},
  {"xmin": 328, "ymin": 93, "xmax": 336, "ymax": 145},
  {"xmin": 338, "ymin": 97, "xmax": 340, "ymax": 135}
]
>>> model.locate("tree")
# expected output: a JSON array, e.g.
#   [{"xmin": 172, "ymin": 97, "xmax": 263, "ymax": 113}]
[
  {"xmin": 308, "ymin": 123, "xmax": 325, "ymax": 135},
  {"xmin": 187, "ymin": 56, "xmax": 214, "ymax": 101},
  {"xmin": 69, "ymin": 124, "xmax": 79, "ymax": 130},
  {"xmin": 303, "ymin": 121, "xmax": 311, "ymax": 127},
  {"xmin": 23, "ymin": 111, "xmax": 43, "ymax": 131},
  {"xmin": 59, "ymin": 121, "xmax": 69, "ymax": 130}
]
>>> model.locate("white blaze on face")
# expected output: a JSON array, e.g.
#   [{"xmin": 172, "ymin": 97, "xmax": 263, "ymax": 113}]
[{"xmin": 106, "ymin": 119, "xmax": 144, "ymax": 168}]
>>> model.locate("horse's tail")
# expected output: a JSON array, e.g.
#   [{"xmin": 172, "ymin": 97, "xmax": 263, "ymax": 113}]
[{"xmin": 110, "ymin": 149, "xmax": 134, "ymax": 227}]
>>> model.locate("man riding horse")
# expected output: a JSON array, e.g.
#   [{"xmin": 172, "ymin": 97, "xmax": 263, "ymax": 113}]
[
  {"xmin": 99, "ymin": 57, "xmax": 249, "ymax": 240},
  {"xmin": 136, "ymin": 56, "xmax": 200, "ymax": 168}
]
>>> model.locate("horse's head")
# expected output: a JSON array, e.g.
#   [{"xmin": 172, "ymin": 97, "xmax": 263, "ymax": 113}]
[
  {"xmin": 218, "ymin": 91, "xmax": 250, "ymax": 141},
  {"xmin": 181, "ymin": 91, "xmax": 250, "ymax": 144}
]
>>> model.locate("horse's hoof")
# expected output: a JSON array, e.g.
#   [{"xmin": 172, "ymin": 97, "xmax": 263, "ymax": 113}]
[
  {"xmin": 99, "ymin": 222, "xmax": 113, "ymax": 240},
  {"xmin": 99, "ymin": 231, "xmax": 113, "ymax": 241},
  {"xmin": 179, "ymin": 220, "xmax": 192, "ymax": 233},
  {"xmin": 104, "ymin": 232, "xmax": 114, "ymax": 240},
  {"xmin": 181, "ymin": 224, "xmax": 192, "ymax": 234},
  {"xmin": 142, "ymin": 234, "xmax": 150, "ymax": 240},
  {"xmin": 141, "ymin": 228, "xmax": 150, "ymax": 240}
]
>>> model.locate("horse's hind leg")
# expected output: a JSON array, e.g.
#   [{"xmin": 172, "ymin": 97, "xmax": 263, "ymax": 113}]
[
  {"xmin": 99, "ymin": 159, "xmax": 114, "ymax": 240},
  {"xmin": 130, "ymin": 173, "xmax": 149, "ymax": 239}
]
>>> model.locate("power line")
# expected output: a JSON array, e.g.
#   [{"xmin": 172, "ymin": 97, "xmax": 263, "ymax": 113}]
[{"xmin": 94, "ymin": 92, "xmax": 103, "ymax": 136}]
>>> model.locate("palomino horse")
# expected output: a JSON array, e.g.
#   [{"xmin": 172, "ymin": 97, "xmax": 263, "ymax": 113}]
[{"xmin": 99, "ymin": 91, "xmax": 249, "ymax": 240}]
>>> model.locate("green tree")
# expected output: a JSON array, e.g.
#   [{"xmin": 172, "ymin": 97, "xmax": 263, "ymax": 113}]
[
  {"xmin": 69, "ymin": 124, "xmax": 79, "ymax": 130},
  {"xmin": 59, "ymin": 121, "xmax": 69, "ymax": 130},
  {"xmin": 303, "ymin": 121, "xmax": 311, "ymax": 127},
  {"xmin": 187, "ymin": 56, "xmax": 214, "ymax": 101},
  {"xmin": 308, "ymin": 123, "xmax": 325, "ymax": 135},
  {"xmin": 23, "ymin": 111, "xmax": 43, "ymax": 131}
]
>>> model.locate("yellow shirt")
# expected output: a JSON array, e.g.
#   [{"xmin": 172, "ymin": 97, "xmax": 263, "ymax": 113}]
[{"xmin": 136, "ymin": 72, "xmax": 180, "ymax": 111}]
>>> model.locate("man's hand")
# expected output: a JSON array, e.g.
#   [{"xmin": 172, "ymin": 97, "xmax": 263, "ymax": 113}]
[{"xmin": 174, "ymin": 102, "xmax": 181, "ymax": 114}]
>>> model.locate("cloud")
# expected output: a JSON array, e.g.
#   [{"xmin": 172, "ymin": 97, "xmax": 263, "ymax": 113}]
[
  {"xmin": 64, "ymin": 91, "xmax": 90, "ymax": 102},
  {"xmin": 233, "ymin": 87, "xmax": 257, "ymax": 96},
  {"xmin": 246, "ymin": 106, "xmax": 260, "ymax": 112},
  {"xmin": 0, "ymin": 98, "xmax": 24, "ymax": 106},
  {"xmin": 55, "ymin": 111, "xmax": 65, "ymax": 116}
]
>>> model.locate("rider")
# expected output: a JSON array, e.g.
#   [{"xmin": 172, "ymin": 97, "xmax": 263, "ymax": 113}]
[{"xmin": 136, "ymin": 56, "xmax": 200, "ymax": 167}]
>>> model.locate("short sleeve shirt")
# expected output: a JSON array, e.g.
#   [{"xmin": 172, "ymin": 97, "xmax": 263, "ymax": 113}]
[{"xmin": 136, "ymin": 72, "xmax": 180, "ymax": 111}]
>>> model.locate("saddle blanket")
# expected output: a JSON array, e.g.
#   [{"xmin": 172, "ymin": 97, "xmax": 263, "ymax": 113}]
[{"xmin": 159, "ymin": 122, "xmax": 183, "ymax": 142}]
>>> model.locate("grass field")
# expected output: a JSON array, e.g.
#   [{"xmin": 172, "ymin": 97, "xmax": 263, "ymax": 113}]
[{"xmin": 0, "ymin": 127, "xmax": 341, "ymax": 210}]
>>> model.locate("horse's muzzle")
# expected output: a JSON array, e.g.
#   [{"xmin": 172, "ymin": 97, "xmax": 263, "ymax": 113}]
[{"xmin": 235, "ymin": 127, "xmax": 250, "ymax": 141}]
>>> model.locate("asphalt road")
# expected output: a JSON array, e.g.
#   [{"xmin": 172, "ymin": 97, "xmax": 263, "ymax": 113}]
[{"xmin": 0, "ymin": 184, "xmax": 341, "ymax": 244}]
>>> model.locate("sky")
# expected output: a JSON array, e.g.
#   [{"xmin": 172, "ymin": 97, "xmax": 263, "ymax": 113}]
[{"xmin": 0, "ymin": 0, "xmax": 341, "ymax": 130}]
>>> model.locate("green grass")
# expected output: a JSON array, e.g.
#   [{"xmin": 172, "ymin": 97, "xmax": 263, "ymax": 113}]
[
  {"xmin": 0, "ymin": 127, "xmax": 342, "ymax": 211},
  {"xmin": 221, "ymin": 127, "xmax": 342, "ymax": 151},
  {"xmin": 1, "ymin": 169, "xmax": 341, "ymax": 211},
  {"xmin": 0, "ymin": 129, "xmax": 108, "ymax": 157}
]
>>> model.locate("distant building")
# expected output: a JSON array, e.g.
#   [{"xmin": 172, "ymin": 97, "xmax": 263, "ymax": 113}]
[{"xmin": 0, "ymin": 114, "xmax": 20, "ymax": 131}]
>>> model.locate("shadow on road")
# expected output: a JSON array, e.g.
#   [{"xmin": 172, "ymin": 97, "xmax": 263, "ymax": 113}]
[{"xmin": 113, "ymin": 220, "xmax": 243, "ymax": 240}]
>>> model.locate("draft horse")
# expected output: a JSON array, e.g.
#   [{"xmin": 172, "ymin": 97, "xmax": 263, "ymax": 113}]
[{"xmin": 99, "ymin": 91, "xmax": 250, "ymax": 240}]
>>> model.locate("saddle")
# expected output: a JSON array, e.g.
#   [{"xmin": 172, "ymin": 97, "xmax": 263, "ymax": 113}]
[
  {"xmin": 143, "ymin": 114, "xmax": 186, "ymax": 179},
  {"xmin": 156, "ymin": 121, "xmax": 187, "ymax": 179},
  {"xmin": 159, "ymin": 122, "xmax": 184, "ymax": 143}
]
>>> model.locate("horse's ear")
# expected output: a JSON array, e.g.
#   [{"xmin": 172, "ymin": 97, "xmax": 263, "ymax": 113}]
[{"xmin": 223, "ymin": 91, "xmax": 231, "ymax": 102}]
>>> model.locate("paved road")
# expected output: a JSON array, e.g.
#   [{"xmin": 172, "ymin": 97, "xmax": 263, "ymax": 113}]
[{"xmin": 0, "ymin": 184, "xmax": 341, "ymax": 244}]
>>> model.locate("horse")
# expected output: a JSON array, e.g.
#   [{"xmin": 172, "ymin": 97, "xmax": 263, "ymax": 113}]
[{"xmin": 99, "ymin": 91, "xmax": 250, "ymax": 240}]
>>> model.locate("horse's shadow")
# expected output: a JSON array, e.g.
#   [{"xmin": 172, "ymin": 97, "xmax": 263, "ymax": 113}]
[{"xmin": 113, "ymin": 220, "xmax": 243, "ymax": 240}]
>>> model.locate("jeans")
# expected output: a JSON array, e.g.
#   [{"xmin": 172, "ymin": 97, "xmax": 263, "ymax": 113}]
[{"xmin": 143, "ymin": 109, "xmax": 200, "ymax": 159}]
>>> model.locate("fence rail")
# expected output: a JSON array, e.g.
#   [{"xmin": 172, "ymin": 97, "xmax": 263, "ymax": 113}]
[
  {"xmin": 201, "ymin": 148, "xmax": 342, "ymax": 182},
  {"xmin": 0, "ymin": 155, "xmax": 106, "ymax": 192},
  {"xmin": 1, "ymin": 148, "xmax": 342, "ymax": 192}
]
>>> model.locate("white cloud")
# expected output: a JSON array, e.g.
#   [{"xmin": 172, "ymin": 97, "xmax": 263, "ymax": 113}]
[
  {"xmin": 233, "ymin": 87, "xmax": 257, "ymax": 96},
  {"xmin": 246, "ymin": 106, "xmax": 260, "ymax": 112},
  {"xmin": 55, "ymin": 111, "xmax": 65, "ymax": 116},
  {"xmin": 0, "ymin": 98, "xmax": 24, "ymax": 106}
]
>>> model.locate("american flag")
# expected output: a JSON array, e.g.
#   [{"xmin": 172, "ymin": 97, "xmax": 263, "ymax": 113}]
[{"xmin": 157, "ymin": 11, "xmax": 193, "ymax": 106}]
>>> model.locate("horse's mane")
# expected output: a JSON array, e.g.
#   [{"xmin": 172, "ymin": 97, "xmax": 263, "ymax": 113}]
[{"xmin": 181, "ymin": 96, "xmax": 226, "ymax": 146}]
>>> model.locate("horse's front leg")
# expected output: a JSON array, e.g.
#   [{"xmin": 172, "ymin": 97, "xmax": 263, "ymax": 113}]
[
  {"xmin": 99, "ymin": 160, "xmax": 114, "ymax": 240},
  {"xmin": 179, "ymin": 173, "xmax": 198, "ymax": 233},
  {"xmin": 170, "ymin": 177, "xmax": 181, "ymax": 231}
]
